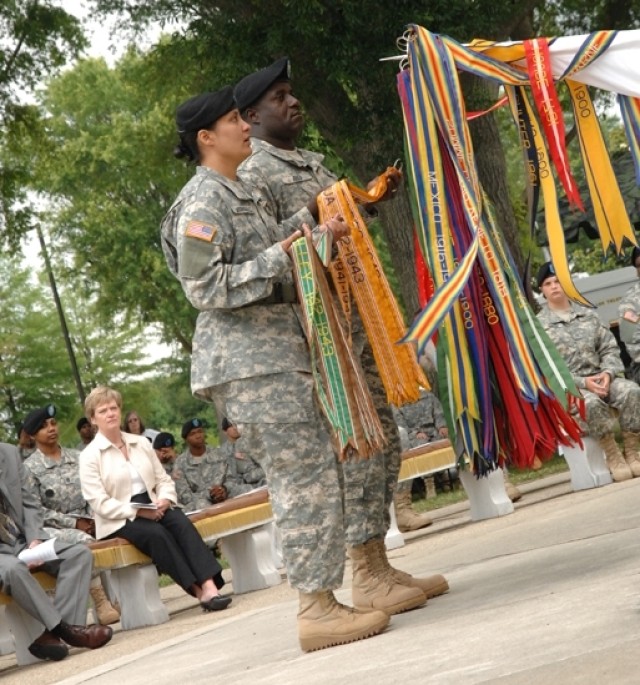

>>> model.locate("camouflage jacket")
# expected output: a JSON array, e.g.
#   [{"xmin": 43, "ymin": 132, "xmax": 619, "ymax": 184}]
[
  {"xmin": 160, "ymin": 166, "xmax": 311, "ymax": 396},
  {"xmin": 537, "ymin": 303, "xmax": 624, "ymax": 388},
  {"xmin": 239, "ymin": 138, "xmax": 337, "ymax": 226},
  {"xmin": 221, "ymin": 440, "xmax": 266, "ymax": 488},
  {"xmin": 173, "ymin": 445, "xmax": 253, "ymax": 509},
  {"xmin": 24, "ymin": 447, "xmax": 91, "ymax": 529},
  {"xmin": 392, "ymin": 390, "xmax": 447, "ymax": 449},
  {"xmin": 618, "ymin": 281, "xmax": 640, "ymax": 362}
]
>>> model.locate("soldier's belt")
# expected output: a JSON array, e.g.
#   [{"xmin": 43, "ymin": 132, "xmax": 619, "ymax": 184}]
[{"xmin": 253, "ymin": 283, "xmax": 298, "ymax": 305}]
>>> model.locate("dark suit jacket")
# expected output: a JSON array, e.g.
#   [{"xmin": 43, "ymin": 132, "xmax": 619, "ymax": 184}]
[{"xmin": 0, "ymin": 442, "xmax": 48, "ymax": 549}]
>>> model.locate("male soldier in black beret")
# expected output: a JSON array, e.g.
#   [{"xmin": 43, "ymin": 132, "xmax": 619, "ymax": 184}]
[{"xmin": 235, "ymin": 59, "xmax": 447, "ymax": 619}]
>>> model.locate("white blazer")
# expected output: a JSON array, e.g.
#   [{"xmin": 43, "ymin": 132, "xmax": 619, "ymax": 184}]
[{"xmin": 79, "ymin": 431, "xmax": 178, "ymax": 539}]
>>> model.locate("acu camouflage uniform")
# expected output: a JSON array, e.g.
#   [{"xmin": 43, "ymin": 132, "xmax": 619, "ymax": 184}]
[
  {"xmin": 221, "ymin": 440, "xmax": 266, "ymax": 489},
  {"xmin": 537, "ymin": 302, "xmax": 640, "ymax": 437},
  {"xmin": 172, "ymin": 445, "xmax": 254, "ymax": 509},
  {"xmin": 392, "ymin": 390, "xmax": 446, "ymax": 449},
  {"xmin": 618, "ymin": 281, "xmax": 640, "ymax": 383},
  {"xmin": 161, "ymin": 165, "xmax": 345, "ymax": 592},
  {"xmin": 239, "ymin": 138, "xmax": 404, "ymax": 544},
  {"xmin": 23, "ymin": 447, "xmax": 102, "ymax": 578}
]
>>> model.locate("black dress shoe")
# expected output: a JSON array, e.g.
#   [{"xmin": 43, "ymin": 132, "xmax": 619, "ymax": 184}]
[
  {"xmin": 200, "ymin": 595, "xmax": 232, "ymax": 612},
  {"xmin": 55, "ymin": 622, "xmax": 113, "ymax": 649},
  {"xmin": 28, "ymin": 630, "xmax": 69, "ymax": 661}
]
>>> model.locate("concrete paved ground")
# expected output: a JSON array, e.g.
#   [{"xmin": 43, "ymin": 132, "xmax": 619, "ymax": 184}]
[{"xmin": 2, "ymin": 472, "xmax": 639, "ymax": 684}]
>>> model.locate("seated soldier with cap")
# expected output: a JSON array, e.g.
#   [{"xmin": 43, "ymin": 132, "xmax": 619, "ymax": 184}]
[
  {"xmin": 75, "ymin": 417, "xmax": 95, "ymax": 451},
  {"xmin": 0, "ymin": 440, "xmax": 112, "ymax": 662},
  {"xmin": 537, "ymin": 261, "xmax": 640, "ymax": 482},
  {"xmin": 153, "ymin": 431, "xmax": 178, "ymax": 477},
  {"xmin": 220, "ymin": 418, "xmax": 266, "ymax": 490},
  {"xmin": 22, "ymin": 405, "xmax": 120, "ymax": 625},
  {"xmin": 174, "ymin": 418, "xmax": 256, "ymax": 508}
]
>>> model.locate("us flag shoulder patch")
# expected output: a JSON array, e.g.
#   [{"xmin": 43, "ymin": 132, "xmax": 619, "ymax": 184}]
[{"xmin": 185, "ymin": 220, "xmax": 217, "ymax": 242}]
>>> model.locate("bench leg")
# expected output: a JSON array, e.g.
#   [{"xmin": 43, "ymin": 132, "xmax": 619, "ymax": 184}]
[
  {"xmin": 4, "ymin": 602, "xmax": 45, "ymax": 666},
  {"xmin": 0, "ymin": 606, "xmax": 15, "ymax": 656},
  {"xmin": 108, "ymin": 565, "xmax": 169, "ymax": 630},
  {"xmin": 560, "ymin": 437, "xmax": 613, "ymax": 490},
  {"xmin": 222, "ymin": 524, "xmax": 282, "ymax": 594},
  {"xmin": 384, "ymin": 503, "xmax": 405, "ymax": 550},
  {"xmin": 459, "ymin": 469, "xmax": 514, "ymax": 521}
]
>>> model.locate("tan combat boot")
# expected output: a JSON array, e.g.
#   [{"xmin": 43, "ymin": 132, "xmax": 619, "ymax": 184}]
[
  {"xmin": 89, "ymin": 583, "xmax": 120, "ymax": 626},
  {"xmin": 502, "ymin": 469, "xmax": 522, "ymax": 502},
  {"xmin": 297, "ymin": 590, "xmax": 389, "ymax": 652},
  {"xmin": 371, "ymin": 538, "xmax": 449, "ymax": 599},
  {"xmin": 598, "ymin": 433, "xmax": 633, "ymax": 482},
  {"xmin": 621, "ymin": 431, "xmax": 640, "ymax": 477},
  {"xmin": 349, "ymin": 541, "xmax": 426, "ymax": 614},
  {"xmin": 393, "ymin": 489, "xmax": 433, "ymax": 532}
]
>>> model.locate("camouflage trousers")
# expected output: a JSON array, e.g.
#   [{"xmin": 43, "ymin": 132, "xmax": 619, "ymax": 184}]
[
  {"xmin": 575, "ymin": 377, "xmax": 640, "ymax": 438},
  {"xmin": 341, "ymin": 342, "xmax": 403, "ymax": 545},
  {"xmin": 213, "ymin": 372, "xmax": 345, "ymax": 593}
]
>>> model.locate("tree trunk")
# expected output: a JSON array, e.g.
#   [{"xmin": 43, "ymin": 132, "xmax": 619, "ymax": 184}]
[{"xmin": 462, "ymin": 73, "xmax": 526, "ymax": 276}]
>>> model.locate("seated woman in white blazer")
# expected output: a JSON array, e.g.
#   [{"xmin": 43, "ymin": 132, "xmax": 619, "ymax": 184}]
[{"xmin": 79, "ymin": 386, "xmax": 231, "ymax": 612}]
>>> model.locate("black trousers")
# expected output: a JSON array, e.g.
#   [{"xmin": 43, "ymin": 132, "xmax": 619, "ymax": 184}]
[{"xmin": 108, "ymin": 495, "xmax": 223, "ymax": 594}]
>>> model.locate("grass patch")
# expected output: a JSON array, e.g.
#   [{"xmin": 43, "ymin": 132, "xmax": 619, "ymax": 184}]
[{"xmin": 412, "ymin": 454, "xmax": 569, "ymax": 514}]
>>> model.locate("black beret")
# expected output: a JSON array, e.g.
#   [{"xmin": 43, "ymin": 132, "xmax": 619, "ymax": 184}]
[
  {"xmin": 176, "ymin": 86, "xmax": 235, "ymax": 134},
  {"xmin": 23, "ymin": 404, "xmax": 56, "ymax": 436},
  {"xmin": 181, "ymin": 418, "xmax": 204, "ymax": 439},
  {"xmin": 153, "ymin": 432, "xmax": 175, "ymax": 449},
  {"xmin": 221, "ymin": 417, "xmax": 232, "ymax": 431},
  {"xmin": 536, "ymin": 261, "xmax": 556, "ymax": 289},
  {"xmin": 234, "ymin": 57, "xmax": 291, "ymax": 111},
  {"xmin": 630, "ymin": 246, "xmax": 640, "ymax": 267},
  {"xmin": 77, "ymin": 416, "xmax": 90, "ymax": 431}
]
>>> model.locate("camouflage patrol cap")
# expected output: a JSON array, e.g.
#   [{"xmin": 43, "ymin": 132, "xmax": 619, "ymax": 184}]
[
  {"xmin": 23, "ymin": 404, "xmax": 56, "ymax": 436},
  {"xmin": 176, "ymin": 86, "xmax": 235, "ymax": 134},
  {"xmin": 536, "ymin": 261, "xmax": 556, "ymax": 289},
  {"xmin": 181, "ymin": 418, "xmax": 204, "ymax": 439},
  {"xmin": 153, "ymin": 431, "xmax": 175, "ymax": 449},
  {"xmin": 234, "ymin": 57, "xmax": 291, "ymax": 111}
]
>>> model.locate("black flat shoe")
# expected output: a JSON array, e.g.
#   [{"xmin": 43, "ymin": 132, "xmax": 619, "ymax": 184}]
[{"xmin": 201, "ymin": 595, "xmax": 232, "ymax": 612}]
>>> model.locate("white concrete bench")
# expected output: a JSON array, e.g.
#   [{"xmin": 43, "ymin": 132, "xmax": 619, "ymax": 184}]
[
  {"xmin": 190, "ymin": 488, "xmax": 281, "ymax": 595},
  {"xmin": 0, "ymin": 489, "xmax": 280, "ymax": 665},
  {"xmin": 558, "ymin": 437, "xmax": 612, "ymax": 490},
  {"xmin": 385, "ymin": 439, "xmax": 515, "ymax": 549}
]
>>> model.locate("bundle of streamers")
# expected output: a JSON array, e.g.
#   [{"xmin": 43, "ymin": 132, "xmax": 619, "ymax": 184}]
[
  {"xmin": 290, "ymin": 171, "xmax": 430, "ymax": 458},
  {"xmin": 396, "ymin": 25, "xmax": 602, "ymax": 473},
  {"xmin": 291, "ymin": 234, "xmax": 385, "ymax": 460},
  {"xmin": 316, "ymin": 173, "xmax": 429, "ymax": 407}
]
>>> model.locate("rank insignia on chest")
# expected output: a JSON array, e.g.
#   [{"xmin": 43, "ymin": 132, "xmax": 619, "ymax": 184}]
[{"xmin": 185, "ymin": 220, "xmax": 217, "ymax": 242}]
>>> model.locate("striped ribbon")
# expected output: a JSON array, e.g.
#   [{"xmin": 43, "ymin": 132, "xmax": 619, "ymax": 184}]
[
  {"xmin": 291, "ymin": 235, "xmax": 384, "ymax": 459},
  {"xmin": 524, "ymin": 38, "xmax": 584, "ymax": 211},
  {"xmin": 398, "ymin": 25, "xmax": 583, "ymax": 471},
  {"xmin": 317, "ymin": 176, "xmax": 429, "ymax": 407},
  {"xmin": 439, "ymin": 30, "xmax": 636, "ymax": 301},
  {"xmin": 619, "ymin": 94, "xmax": 640, "ymax": 185}
]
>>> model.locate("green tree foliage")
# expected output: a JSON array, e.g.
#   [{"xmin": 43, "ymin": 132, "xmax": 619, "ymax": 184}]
[
  {"xmin": 29, "ymin": 52, "xmax": 207, "ymax": 348},
  {"xmin": 0, "ymin": 0, "xmax": 86, "ymax": 248},
  {"xmin": 0, "ymin": 256, "xmax": 78, "ymax": 439}
]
